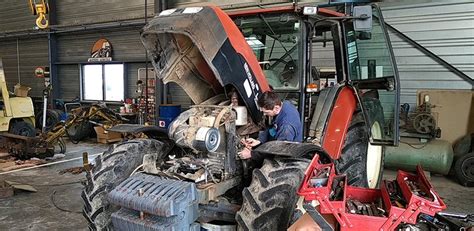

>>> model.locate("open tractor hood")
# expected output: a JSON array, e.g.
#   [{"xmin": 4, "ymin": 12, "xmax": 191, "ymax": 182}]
[{"xmin": 141, "ymin": 6, "xmax": 270, "ymax": 122}]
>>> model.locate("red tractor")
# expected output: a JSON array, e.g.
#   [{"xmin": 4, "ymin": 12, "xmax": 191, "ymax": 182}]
[{"xmin": 82, "ymin": 1, "xmax": 400, "ymax": 230}]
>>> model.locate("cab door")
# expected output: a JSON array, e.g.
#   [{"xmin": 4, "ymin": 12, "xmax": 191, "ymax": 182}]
[{"xmin": 343, "ymin": 4, "xmax": 400, "ymax": 146}]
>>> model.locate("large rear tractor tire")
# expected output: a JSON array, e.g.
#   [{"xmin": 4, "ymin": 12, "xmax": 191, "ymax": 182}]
[
  {"xmin": 81, "ymin": 139, "xmax": 166, "ymax": 230},
  {"xmin": 236, "ymin": 158, "xmax": 310, "ymax": 231},
  {"xmin": 335, "ymin": 98, "xmax": 385, "ymax": 188}
]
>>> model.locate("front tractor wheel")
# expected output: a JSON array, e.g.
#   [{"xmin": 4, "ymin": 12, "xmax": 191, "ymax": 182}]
[
  {"xmin": 336, "ymin": 100, "xmax": 385, "ymax": 189},
  {"xmin": 236, "ymin": 158, "xmax": 310, "ymax": 231},
  {"xmin": 81, "ymin": 139, "xmax": 166, "ymax": 230}
]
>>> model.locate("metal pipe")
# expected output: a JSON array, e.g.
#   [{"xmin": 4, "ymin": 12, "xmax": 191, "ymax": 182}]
[
  {"xmin": 145, "ymin": 0, "xmax": 149, "ymax": 124},
  {"xmin": 1, "ymin": 20, "xmax": 145, "ymax": 40},
  {"xmin": 298, "ymin": 20, "xmax": 308, "ymax": 126},
  {"xmin": 155, "ymin": 0, "xmax": 167, "ymax": 106},
  {"xmin": 220, "ymin": 1, "xmax": 292, "ymax": 10},
  {"xmin": 48, "ymin": 0, "xmax": 60, "ymax": 100},
  {"xmin": 42, "ymin": 93, "xmax": 48, "ymax": 132},
  {"xmin": 16, "ymin": 39, "xmax": 20, "ymax": 83},
  {"xmin": 163, "ymin": 84, "xmax": 168, "ymax": 104}
]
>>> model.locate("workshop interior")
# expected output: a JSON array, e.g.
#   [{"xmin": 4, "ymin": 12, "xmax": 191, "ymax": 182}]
[{"xmin": 0, "ymin": 0, "xmax": 473, "ymax": 230}]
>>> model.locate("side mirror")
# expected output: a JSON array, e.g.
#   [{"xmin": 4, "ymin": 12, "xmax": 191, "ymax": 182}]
[{"xmin": 353, "ymin": 5, "xmax": 372, "ymax": 32}]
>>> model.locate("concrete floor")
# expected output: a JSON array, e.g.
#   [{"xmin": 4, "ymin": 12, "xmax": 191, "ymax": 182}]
[
  {"xmin": 0, "ymin": 141, "xmax": 473, "ymax": 230},
  {"xmin": 0, "ymin": 139, "xmax": 108, "ymax": 231}
]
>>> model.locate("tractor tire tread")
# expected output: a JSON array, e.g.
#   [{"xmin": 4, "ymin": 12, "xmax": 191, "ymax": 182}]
[
  {"xmin": 81, "ymin": 139, "xmax": 165, "ymax": 231},
  {"xmin": 236, "ymin": 158, "xmax": 310, "ymax": 231}
]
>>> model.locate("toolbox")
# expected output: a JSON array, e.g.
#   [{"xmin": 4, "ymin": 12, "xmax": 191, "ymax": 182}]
[{"xmin": 298, "ymin": 155, "xmax": 446, "ymax": 231}]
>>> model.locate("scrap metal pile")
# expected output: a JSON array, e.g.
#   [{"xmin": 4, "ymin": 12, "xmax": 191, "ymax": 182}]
[{"xmin": 0, "ymin": 104, "xmax": 124, "ymax": 159}]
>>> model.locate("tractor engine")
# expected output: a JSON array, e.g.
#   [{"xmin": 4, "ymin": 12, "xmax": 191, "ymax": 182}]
[{"xmin": 163, "ymin": 103, "xmax": 249, "ymax": 183}]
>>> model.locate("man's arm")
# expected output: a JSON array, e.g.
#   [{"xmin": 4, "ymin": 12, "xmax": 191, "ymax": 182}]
[
  {"xmin": 258, "ymin": 129, "xmax": 269, "ymax": 144},
  {"xmin": 240, "ymin": 124, "xmax": 297, "ymax": 161}
]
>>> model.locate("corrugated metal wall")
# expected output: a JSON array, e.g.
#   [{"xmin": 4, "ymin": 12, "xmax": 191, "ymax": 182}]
[
  {"xmin": 0, "ymin": 0, "xmax": 37, "ymax": 32},
  {"xmin": 56, "ymin": 28, "xmax": 146, "ymax": 63},
  {"xmin": 167, "ymin": 83, "xmax": 193, "ymax": 108},
  {"xmin": 381, "ymin": 1, "xmax": 474, "ymax": 107},
  {"xmin": 1, "ymin": 0, "xmax": 49, "ymax": 99},
  {"xmin": 0, "ymin": 37, "xmax": 49, "ymax": 97},
  {"xmin": 53, "ymin": 0, "xmax": 153, "ymax": 101},
  {"xmin": 56, "ymin": 0, "xmax": 153, "ymax": 26},
  {"xmin": 57, "ymin": 64, "xmax": 80, "ymax": 100},
  {"xmin": 127, "ymin": 63, "xmax": 145, "ymax": 99},
  {"xmin": 0, "ymin": 0, "xmax": 155, "ymax": 101}
]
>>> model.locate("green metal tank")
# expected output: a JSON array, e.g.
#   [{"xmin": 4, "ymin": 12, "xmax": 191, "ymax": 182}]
[{"xmin": 385, "ymin": 139, "xmax": 454, "ymax": 175}]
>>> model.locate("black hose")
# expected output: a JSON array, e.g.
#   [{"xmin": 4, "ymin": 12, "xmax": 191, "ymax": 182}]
[{"xmin": 50, "ymin": 190, "xmax": 82, "ymax": 214}]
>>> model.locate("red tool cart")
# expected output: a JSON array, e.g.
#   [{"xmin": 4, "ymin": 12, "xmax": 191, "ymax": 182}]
[{"xmin": 298, "ymin": 155, "xmax": 447, "ymax": 231}]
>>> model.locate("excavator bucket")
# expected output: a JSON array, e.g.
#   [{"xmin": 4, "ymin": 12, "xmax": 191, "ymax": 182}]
[{"xmin": 141, "ymin": 6, "xmax": 270, "ymax": 122}]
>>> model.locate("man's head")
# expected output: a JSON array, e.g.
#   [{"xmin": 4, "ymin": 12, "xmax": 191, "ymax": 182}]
[{"xmin": 258, "ymin": 92, "xmax": 282, "ymax": 117}]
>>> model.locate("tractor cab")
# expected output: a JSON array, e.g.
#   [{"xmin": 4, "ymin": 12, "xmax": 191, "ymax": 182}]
[{"xmin": 229, "ymin": 1, "xmax": 400, "ymax": 146}]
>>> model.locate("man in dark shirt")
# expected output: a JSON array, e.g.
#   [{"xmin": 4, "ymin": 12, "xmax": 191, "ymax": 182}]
[{"xmin": 239, "ymin": 91, "xmax": 302, "ymax": 159}]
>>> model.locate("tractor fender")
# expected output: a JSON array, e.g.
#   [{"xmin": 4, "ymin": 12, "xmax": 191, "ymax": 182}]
[
  {"xmin": 253, "ymin": 141, "xmax": 332, "ymax": 161},
  {"xmin": 307, "ymin": 86, "xmax": 340, "ymax": 143},
  {"xmin": 308, "ymin": 86, "xmax": 358, "ymax": 160},
  {"xmin": 321, "ymin": 87, "xmax": 357, "ymax": 159}
]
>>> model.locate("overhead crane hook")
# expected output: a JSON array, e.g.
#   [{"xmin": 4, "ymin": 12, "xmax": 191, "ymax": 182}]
[{"xmin": 28, "ymin": 0, "xmax": 49, "ymax": 29}]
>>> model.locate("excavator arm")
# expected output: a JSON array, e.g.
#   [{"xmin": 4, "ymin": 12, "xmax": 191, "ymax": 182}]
[{"xmin": 44, "ymin": 104, "xmax": 123, "ymax": 144}]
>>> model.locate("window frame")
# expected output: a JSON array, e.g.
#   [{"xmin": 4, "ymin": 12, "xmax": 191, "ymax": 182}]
[
  {"xmin": 80, "ymin": 62, "xmax": 126, "ymax": 102},
  {"xmin": 235, "ymin": 13, "xmax": 303, "ymax": 92},
  {"xmin": 341, "ymin": 4, "xmax": 400, "ymax": 146}
]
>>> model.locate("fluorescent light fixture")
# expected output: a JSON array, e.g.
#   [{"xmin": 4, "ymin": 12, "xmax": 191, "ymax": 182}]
[
  {"xmin": 303, "ymin": 7, "xmax": 318, "ymax": 15},
  {"xmin": 159, "ymin": 9, "xmax": 177, "ymax": 16},
  {"xmin": 245, "ymin": 37, "xmax": 266, "ymax": 50},
  {"xmin": 183, "ymin": 7, "xmax": 203, "ymax": 14}
]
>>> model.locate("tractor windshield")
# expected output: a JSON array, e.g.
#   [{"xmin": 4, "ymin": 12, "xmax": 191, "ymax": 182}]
[{"xmin": 234, "ymin": 13, "xmax": 302, "ymax": 91}]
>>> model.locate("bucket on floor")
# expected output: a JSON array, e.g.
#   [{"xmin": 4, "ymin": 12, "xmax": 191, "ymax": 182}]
[
  {"xmin": 159, "ymin": 104, "xmax": 181, "ymax": 118},
  {"xmin": 158, "ymin": 105, "xmax": 181, "ymax": 129}
]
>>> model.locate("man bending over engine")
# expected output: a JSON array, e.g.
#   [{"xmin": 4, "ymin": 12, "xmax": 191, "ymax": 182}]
[{"xmin": 238, "ymin": 91, "xmax": 302, "ymax": 160}]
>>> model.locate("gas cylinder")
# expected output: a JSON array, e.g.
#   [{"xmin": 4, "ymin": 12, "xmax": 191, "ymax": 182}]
[{"xmin": 385, "ymin": 139, "xmax": 453, "ymax": 175}]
